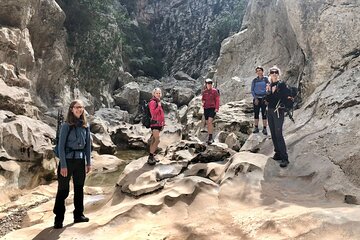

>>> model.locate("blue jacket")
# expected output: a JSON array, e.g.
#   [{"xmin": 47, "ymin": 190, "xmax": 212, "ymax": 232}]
[
  {"xmin": 58, "ymin": 122, "xmax": 91, "ymax": 168},
  {"xmin": 251, "ymin": 76, "xmax": 269, "ymax": 98}
]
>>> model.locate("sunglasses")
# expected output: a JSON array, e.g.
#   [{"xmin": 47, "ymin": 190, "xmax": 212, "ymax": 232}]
[
  {"xmin": 73, "ymin": 106, "xmax": 84, "ymax": 109},
  {"xmin": 206, "ymin": 82, "xmax": 213, "ymax": 84},
  {"xmin": 270, "ymin": 71, "xmax": 279, "ymax": 74}
]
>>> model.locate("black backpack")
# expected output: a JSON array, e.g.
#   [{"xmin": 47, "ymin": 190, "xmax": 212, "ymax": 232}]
[
  {"xmin": 53, "ymin": 109, "xmax": 64, "ymax": 157},
  {"xmin": 141, "ymin": 100, "xmax": 157, "ymax": 128},
  {"xmin": 52, "ymin": 110, "xmax": 74, "ymax": 157},
  {"xmin": 282, "ymin": 86, "xmax": 298, "ymax": 109},
  {"xmin": 280, "ymin": 83, "xmax": 299, "ymax": 123}
]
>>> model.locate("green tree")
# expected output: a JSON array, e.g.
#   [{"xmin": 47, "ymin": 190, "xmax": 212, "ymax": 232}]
[{"xmin": 209, "ymin": 1, "xmax": 247, "ymax": 54}]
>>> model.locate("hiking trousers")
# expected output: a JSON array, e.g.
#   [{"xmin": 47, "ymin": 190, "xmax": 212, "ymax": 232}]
[
  {"xmin": 53, "ymin": 158, "xmax": 86, "ymax": 223},
  {"xmin": 267, "ymin": 108, "xmax": 288, "ymax": 161}
]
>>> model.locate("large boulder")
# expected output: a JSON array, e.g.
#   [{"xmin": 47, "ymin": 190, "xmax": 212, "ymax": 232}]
[
  {"xmin": 0, "ymin": 110, "xmax": 56, "ymax": 189},
  {"xmin": 113, "ymin": 82, "xmax": 140, "ymax": 114},
  {"xmin": 0, "ymin": 110, "xmax": 54, "ymax": 162},
  {"xmin": 173, "ymin": 71, "xmax": 195, "ymax": 81},
  {"xmin": 93, "ymin": 108, "xmax": 130, "ymax": 126},
  {"xmin": 171, "ymin": 86, "xmax": 195, "ymax": 107}
]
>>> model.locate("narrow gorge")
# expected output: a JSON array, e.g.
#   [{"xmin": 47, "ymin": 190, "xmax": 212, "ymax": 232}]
[{"xmin": 0, "ymin": 0, "xmax": 359, "ymax": 239}]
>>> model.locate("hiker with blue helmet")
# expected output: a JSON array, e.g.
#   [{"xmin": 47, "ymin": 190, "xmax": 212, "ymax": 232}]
[
  {"xmin": 265, "ymin": 66, "xmax": 289, "ymax": 168},
  {"xmin": 148, "ymin": 87, "xmax": 165, "ymax": 165},
  {"xmin": 251, "ymin": 66, "xmax": 269, "ymax": 135},
  {"xmin": 53, "ymin": 100, "xmax": 91, "ymax": 229}
]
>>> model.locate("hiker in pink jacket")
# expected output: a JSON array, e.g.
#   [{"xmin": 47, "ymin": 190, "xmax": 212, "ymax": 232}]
[
  {"xmin": 148, "ymin": 87, "xmax": 165, "ymax": 165},
  {"xmin": 202, "ymin": 78, "xmax": 220, "ymax": 144}
]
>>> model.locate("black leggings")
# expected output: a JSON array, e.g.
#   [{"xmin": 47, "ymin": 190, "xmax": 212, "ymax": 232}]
[
  {"xmin": 253, "ymin": 98, "xmax": 267, "ymax": 120},
  {"xmin": 53, "ymin": 158, "xmax": 86, "ymax": 222}
]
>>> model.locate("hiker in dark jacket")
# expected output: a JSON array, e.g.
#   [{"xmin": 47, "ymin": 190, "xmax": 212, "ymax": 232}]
[
  {"xmin": 251, "ymin": 66, "xmax": 269, "ymax": 135},
  {"xmin": 265, "ymin": 66, "xmax": 289, "ymax": 168},
  {"xmin": 148, "ymin": 87, "xmax": 165, "ymax": 165},
  {"xmin": 202, "ymin": 78, "xmax": 220, "ymax": 144},
  {"xmin": 53, "ymin": 100, "xmax": 91, "ymax": 229}
]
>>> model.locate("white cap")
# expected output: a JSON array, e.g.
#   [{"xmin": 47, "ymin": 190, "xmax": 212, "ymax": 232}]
[{"xmin": 205, "ymin": 78, "xmax": 213, "ymax": 83}]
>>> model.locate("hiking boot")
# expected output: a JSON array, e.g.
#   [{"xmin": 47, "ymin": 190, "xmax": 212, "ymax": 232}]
[
  {"xmin": 152, "ymin": 154, "xmax": 160, "ymax": 163},
  {"xmin": 252, "ymin": 127, "xmax": 259, "ymax": 133},
  {"xmin": 280, "ymin": 159, "xmax": 289, "ymax": 168},
  {"xmin": 207, "ymin": 138, "xmax": 214, "ymax": 145},
  {"xmin": 74, "ymin": 215, "xmax": 89, "ymax": 223},
  {"xmin": 262, "ymin": 128, "xmax": 268, "ymax": 135},
  {"xmin": 54, "ymin": 222, "xmax": 63, "ymax": 229},
  {"xmin": 147, "ymin": 155, "xmax": 156, "ymax": 165}
]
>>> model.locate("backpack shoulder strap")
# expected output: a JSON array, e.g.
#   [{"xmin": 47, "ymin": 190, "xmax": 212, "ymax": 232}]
[
  {"xmin": 150, "ymin": 99, "xmax": 158, "ymax": 108},
  {"xmin": 64, "ymin": 123, "xmax": 73, "ymax": 142}
]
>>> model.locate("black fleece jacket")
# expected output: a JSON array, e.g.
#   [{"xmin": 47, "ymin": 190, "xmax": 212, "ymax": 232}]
[{"xmin": 265, "ymin": 81, "xmax": 289, "ymax": 109}]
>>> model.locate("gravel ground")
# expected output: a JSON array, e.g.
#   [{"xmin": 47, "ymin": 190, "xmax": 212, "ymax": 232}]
[{"xmin": 0, "ymin": 198, "xmax": 51, "ymax": 238}]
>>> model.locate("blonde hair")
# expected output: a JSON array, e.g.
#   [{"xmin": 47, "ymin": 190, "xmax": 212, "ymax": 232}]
[
  {"xmin": 152, "ymin": 88, "xmax": 162, "ymax": 97},
  {"xmin": 66, "ymin": 99, "xmax": 88, "ymax": 127}
]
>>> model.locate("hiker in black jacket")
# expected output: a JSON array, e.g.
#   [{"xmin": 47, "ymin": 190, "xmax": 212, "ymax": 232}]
[{"xmin": 265, "ymin": 66, "xmax": 289, "ymax": 168}]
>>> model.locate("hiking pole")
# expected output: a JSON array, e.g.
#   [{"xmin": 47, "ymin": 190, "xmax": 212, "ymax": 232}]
[
  {"xmin": 55, "ymin": 109, "xmax": 63, "ymax": 144},
  {"xmin": 287, "ymin": 109, "xmax": 295, "ymax": 123},
  {"xmin": 274, "ymin": 100, "xmax": 281, "ymax": 118}
]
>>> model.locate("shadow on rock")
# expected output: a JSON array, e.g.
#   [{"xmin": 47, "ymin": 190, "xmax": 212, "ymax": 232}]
[{"xmin": 32, "ymin": 223, "xmax": 74, "ymax": 240}]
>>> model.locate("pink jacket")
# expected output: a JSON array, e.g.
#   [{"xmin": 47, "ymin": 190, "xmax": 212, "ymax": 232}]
[
  {"xmin": 202, "ymin": 88, "xmax": 220, "ymax": 110},
  {"xmin": 149, "ymin": 97, "xmax": 165, "ymax": 127}
]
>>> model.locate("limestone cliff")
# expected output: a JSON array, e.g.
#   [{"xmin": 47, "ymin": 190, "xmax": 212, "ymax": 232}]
[
  {"xmin": 0, "ymin": 0, "xmax": 69, "ymax": 110},
  {"xmin": 214, "ymin": 0, "xmax": 360, "ymax": 199}
]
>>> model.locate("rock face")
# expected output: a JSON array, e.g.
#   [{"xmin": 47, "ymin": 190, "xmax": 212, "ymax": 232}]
[
  {"xmin": 214, "ymin": 0, "xmax": 358, "ymax": 102},
  {"xmin": 0, "ymin": 0, "xmax": 69, "ymax": 109},
  {"xmin": 130, "ymin": 0, "xmax": 248, "ymax": 77},
  {"xmin": 214, "ymin": 0, "xmax": 304, "ymax": 102},
  {"xmin": 0, "ymin": 0, "xmax": 118, "ymax": 191}
]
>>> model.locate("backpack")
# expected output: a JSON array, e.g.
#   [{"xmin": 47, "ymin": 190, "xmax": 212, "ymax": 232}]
[
  {"xmin": 279, "ymin": 83, "xmax": 299, "ymax": 123},
  {"xmin": 53, "ymin": 109, "xmax": 63, "ymax": 157},
  {"xmin": 282, "ymin": 86, "xmax": 298, "ymax": 109},
  {"xmin": 141, "ymin": 100, "xmax": 157, "ymax": 128},
  {"xmin": 53, "ymin": 110, "xmax": 72, "ymax": 157}
]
